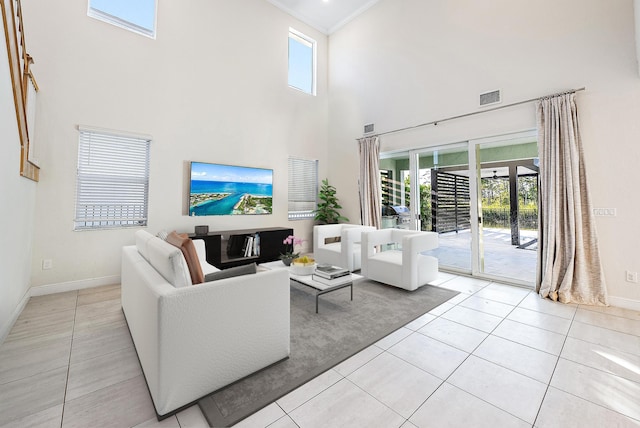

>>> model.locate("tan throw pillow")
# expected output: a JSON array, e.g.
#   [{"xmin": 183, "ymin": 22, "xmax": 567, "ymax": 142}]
[{"xmin": 166, "ymin": 231, "xmax": 204, "ymax": 285}]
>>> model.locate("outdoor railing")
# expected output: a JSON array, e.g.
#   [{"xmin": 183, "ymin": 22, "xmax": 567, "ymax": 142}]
[
  {"xmin": 482, "ymin": 207, "xmax": 538, "ymax": 230},
  {"xmin": 417, "ymin": 208, "xmax": 538, "ymax": 232}
]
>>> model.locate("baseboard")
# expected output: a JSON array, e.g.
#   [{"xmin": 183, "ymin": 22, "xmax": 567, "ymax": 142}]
[
  {"xmin": 608, "ymin": 295, "xmax": 640, "ymax": 311},
  {"xmin": 30, "ymin": 275, "xmax": 121, "ymax": 297},
  {"xmin": 0, "ymin": 289, "xmax": 31, "ymax": 344}
]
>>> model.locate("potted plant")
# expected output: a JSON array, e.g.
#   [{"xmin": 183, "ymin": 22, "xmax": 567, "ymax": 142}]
[
  {"xmin": 280, "ymin": 235, "xmax": 303, "ymax": 266},
  {"xmin": 314, "ymin": 178, "xmax": 349, "ymax": 224}
]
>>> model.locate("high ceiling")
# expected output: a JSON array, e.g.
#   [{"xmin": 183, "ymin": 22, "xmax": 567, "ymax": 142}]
[{"xmin": 265, "ymin": 0, "xmax": 381, "ymax": 34}]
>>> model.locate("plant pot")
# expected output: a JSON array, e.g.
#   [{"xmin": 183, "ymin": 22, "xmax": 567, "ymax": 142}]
[{"xmin": 281, "ymin": 257, "xmax": 294, "ymax": 266}]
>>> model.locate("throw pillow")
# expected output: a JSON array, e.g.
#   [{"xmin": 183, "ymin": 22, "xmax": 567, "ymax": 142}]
[
  {"xmin": 157, "ymin": 230, "xmax": 169, "ymax": 241},
  {"xmin": 205, "ymin": 263, "xmax": 257, "ymax": 282},
  {"xmin": 166, "ymin": 231, "xmax": 204, "ymax": 285}
]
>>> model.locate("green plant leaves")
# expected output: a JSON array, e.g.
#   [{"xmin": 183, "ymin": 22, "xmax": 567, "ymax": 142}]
[{"xmin": 313, "ymin": 178, "xmax": 349, "ymax": 224}]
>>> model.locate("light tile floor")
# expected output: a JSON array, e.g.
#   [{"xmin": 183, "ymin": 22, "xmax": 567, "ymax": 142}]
[{"xmin": 1, "ymin": 276, "xmax": 640, "ymax": 427}]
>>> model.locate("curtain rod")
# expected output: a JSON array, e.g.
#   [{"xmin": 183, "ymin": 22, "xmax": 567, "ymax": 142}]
[{"xmin": 359, "ymin": 87, "xmax": 586, "ymax": 140}]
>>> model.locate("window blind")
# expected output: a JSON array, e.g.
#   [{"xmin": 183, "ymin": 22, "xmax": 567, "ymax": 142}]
[
  {"xmin": 75, "ymin": 128, "xmax": 151, "ymax": 230},
  {"xmin": 288, "ymin": 157, "xmax": 318, "ymax": 220}
]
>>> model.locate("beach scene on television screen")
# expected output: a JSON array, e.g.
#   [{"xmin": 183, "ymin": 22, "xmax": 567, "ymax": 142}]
[{"xmin": 189, "ymin": 162, "xmax": 273, "ymax": 216}]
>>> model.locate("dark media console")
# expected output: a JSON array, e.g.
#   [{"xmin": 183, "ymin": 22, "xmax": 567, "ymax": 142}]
[{"xmin": 189, "ymin": 227, "xmax": 293, "ymax": 269}]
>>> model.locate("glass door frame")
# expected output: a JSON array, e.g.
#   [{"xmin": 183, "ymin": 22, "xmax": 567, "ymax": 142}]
[
  {"xmin": 469, "ymin": 130, "xmax": 537, "ymax": 288},
  {"xmin": 408, "ymin": 141, "xmax": 472, "ymax": 275},
  {"xmin": 399, "ymin": 129, "xmax": 537, "ymax": 288}
]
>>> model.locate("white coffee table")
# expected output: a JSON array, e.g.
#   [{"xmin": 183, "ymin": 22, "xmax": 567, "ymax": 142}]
[{"xmin": 260, "ymin": 260, "xmax": 361, "ymax": 313}]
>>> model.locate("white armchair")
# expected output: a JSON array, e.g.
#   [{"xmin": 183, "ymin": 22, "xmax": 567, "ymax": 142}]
[
  {"xmin": 361, "ymin": 229, "xmax": 439, "ymax": 291},
  {"xmin": 313, "ymin": 224, "xmax": 376, "ymax": 272}
]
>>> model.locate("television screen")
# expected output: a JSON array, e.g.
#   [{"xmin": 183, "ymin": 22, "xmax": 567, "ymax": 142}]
[{"xmin": 189, "ymin": 162, "xmax": 273, "ymax": 216}]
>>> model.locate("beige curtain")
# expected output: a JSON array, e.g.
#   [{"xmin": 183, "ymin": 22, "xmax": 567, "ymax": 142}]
[
  {"xmin": 358, "ymin": 136, "xmax": 382, "ymax": 229},
  {"xmin": 536, "ymin": 93, "xmax": 608, "ymax": 305}
]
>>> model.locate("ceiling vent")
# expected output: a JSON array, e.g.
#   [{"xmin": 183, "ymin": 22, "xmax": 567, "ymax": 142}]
[
  {"xmin": 479, "ymin": 89, "xmax": 501, "ymax": 107},
  {"xmin": 363, "ymin": 123, "xmax": 375, "ymax": 135}
]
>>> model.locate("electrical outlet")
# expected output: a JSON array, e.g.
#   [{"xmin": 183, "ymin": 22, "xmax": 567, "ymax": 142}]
[
  {"xmin": 42, "ymin": 259, "xmax": 53, "ymax": 270},
  {"xmin": 626, "ymin": 270, "xmax": 638, "ymax": 284}
]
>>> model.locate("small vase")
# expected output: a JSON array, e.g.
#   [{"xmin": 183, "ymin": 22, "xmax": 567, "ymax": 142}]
[{"xmin": 282, "ymin": 257, "xmax": 293, "ymax": 266}]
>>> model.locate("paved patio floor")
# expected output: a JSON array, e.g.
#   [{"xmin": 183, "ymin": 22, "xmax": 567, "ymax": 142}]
[{"xmin": 424, "ymin": 228, "xmax": 537, "ymax": 285}]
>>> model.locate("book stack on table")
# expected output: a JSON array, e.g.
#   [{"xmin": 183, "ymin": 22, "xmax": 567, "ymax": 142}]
[{"xmin": 312, "ymin": 264, "xmax": 351, "ymax": 286}]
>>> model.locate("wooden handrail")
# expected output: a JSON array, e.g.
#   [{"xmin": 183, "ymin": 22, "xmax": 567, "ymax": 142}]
[{"xmin": 1, "ymin": 0, "xmax": 39, "ymax": 181}]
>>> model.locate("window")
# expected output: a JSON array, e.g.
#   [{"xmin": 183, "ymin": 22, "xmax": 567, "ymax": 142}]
[
  {"xmin": 288, "ymin": 28, "xmax": 316, "ymax": 95},
  {"xmin": 75, "ymin": 127, "xmax": 151, "ymax": 230},
  {"xmin": 25, "ymin": 72, "xmax": 39, "ymax": 167},
  {"xmin": 288, "ymin": 157, "xmax": 318, "ymax": 220},
  {"xmin": 380, "ymin": 170, "xmax": 392, "ymax": 206},
  {"xmin": 88, "ymin": 0, "xmax": 157, "ymax": 38}
]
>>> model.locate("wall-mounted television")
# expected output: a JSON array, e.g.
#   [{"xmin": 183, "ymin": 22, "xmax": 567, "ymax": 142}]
[{"xmin": 189, "ymin": 162, "xmax": 273, "ymax": 216}]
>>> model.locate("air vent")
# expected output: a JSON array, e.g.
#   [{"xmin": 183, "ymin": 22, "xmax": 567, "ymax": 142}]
[
  {"xmin": 364, "ymin": 123, "xmax": 375, "ymax": 135},
  {"xmin": 479, "ymin": 89, "xmax": 501, "ymax": 107}
]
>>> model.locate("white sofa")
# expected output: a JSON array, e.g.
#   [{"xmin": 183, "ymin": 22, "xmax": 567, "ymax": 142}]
[
  {"xmin": 121, "ymin": 230, "xmax": 290, "ymax": 418},
  {"xmin": 313, "ymin": 224, "xmax": 376, "ymax": 271},
  {"xmin": 361, "ymin": 228, "xmax": 439, "ymax": 291}
]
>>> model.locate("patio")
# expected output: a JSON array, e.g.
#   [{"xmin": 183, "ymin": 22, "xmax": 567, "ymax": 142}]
[{"xmin": 424, "ymin": 228, "xmax": 537, "ymax": 285}]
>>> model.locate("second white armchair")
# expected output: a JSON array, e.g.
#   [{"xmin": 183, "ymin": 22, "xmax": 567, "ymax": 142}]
[
  {"xmin": 313, "ymin": 224, "xmax": 376, "ymax": 272},
  {"xmin": 361, "ymin": 228, "xmax": 439, "ymax": 291}
]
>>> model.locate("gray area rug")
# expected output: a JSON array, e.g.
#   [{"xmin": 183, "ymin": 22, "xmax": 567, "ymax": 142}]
[{"xmin": 198, "ymin": 278, "xmax": 458, "ymax": 427}]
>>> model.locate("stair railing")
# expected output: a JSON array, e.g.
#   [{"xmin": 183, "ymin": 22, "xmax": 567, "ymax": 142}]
[{"xmin": 1, "ymin": 0, "xmax": 39, "ymax": 181}]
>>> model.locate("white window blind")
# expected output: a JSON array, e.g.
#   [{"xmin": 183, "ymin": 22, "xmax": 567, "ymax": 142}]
[
  {"xmin": 288, "ymin": 157, "xmax": 318, "ymax": 220},
  {"xmin": 75, "ymin": 128, "xmax": 151, "ymax": 230}
]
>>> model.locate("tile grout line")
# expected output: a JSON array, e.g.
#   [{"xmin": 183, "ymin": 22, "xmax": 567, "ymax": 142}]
[
  {"xmin": 403, "ymin": 288, "xmax": 542, "ymax": 426},
  {"xmin": 530, "ymin": 302, "xmax": 578, "ymax": 427},
  {"xmin": 282, "ymin": 318, "xmax": 440, "ymax": 426},
  {"xmin": 275, "ymin": 368, "xmax": 346, "ymax": 422},
  {"xmin": 276, "ymin": 401, "xmax": 301, "ymax": 428},
  {"xmin": 407, "ymin": 290, "xmax": 528, "ymax": 425},
  {"xmin": 276, "ymin": 287, "xmax": 461, "ymax": 426},
  {"xmin": 58, "ymin": 291, "xmax": 79, "ymax": 428},
  {"xmin": 465, "ymin": 292, "xmax": 548, "ymax": 426},
  {"xmin": 571, "ymin": 312, "xmax": 640, "ymax": 338},
  {"xmin": 250, "ymin": 276, "xmax": 637, "ymax": 428},
  {"xmin": 577, "ymin": 303, "xmax": 640, "ymax": 321},
  {"xmin": 340, "ymin": 375, "xmax": 409, "ymax": 426}
]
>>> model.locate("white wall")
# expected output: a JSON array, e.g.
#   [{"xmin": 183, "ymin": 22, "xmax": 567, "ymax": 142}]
[
  {"xmin": 635, "ymin": 0, "xmax": 640, "ymax": 75},
  {"xmin": 21, "ymin": 0, "xmax": 328, "ymax": 288},
  {"xmin": 17, "ymin": 0, "xmax": 640, "ymax": 306},
  {"xmin": 0, "ymin": 27, "xmax": 37, "ymax": 339},
  {"xmin": 328, "ymin": 0, "xmax": 640, "ymax": 306}
]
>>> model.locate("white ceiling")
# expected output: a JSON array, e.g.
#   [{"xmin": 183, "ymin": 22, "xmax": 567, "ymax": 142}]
[{"xmin": 265, "ymin": 0, "xmax": 381, "ymax": 35}]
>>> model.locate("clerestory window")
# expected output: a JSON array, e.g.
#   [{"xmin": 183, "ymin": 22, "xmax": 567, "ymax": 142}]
[
  {"xmin": 88, "ymin": 0, "xmax": 157, "ymax": 39},
  {"xmin": 288, "ymin": 28, "xmax": 316, "ymax": 95}
]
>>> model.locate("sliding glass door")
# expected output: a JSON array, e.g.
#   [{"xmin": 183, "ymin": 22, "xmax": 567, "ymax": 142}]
[
  {"xmin": 380, "ymin": 131, "xmax": 538, "ymax": 286},
  {"xmin": 381, "ymin": 144, "xmax": 472, "ymax": 273},
  {"xmin": 474, "ymin": 133, "xmax": 538, "ymax": 284},
  {"xmin": 415, "ymin": 144, "xmax": 471, "ymax": 272}
]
